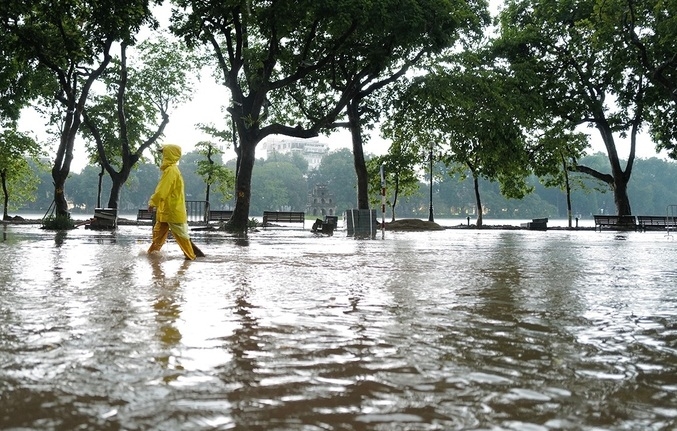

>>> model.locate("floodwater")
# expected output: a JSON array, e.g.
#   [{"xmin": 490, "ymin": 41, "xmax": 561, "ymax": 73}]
[{"xmin": 1, "ymin": 223, "xmax": 676, "ymax": 431}]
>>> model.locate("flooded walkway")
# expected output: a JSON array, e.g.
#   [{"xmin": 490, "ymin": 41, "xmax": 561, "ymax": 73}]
[{"xmin": 1, "ymin": 224, "xmax": 676, "ymax": 430}]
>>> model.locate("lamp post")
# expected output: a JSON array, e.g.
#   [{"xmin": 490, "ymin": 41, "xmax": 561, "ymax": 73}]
[{"xmin": 428, "ymin": 142, "xmax": 434, "ymax": 222}]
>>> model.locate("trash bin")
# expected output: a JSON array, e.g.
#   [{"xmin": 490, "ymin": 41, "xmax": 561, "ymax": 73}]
[{"xmin": 345, "ymin": 209, "xmax": 377, "ymax": 238}]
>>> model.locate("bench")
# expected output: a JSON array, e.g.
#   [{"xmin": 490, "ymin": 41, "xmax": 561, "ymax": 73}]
[
  {"xmin": 137, "ymin": 207, "xmax": 232, "ymax": 224},
  {"xmin": 519, "ymin": 217, "xmax": 548, "ymax": 231},
  {"xmin": 311, "ymin": 215, "xmax": 339, "ymax": 235},
  {"xmin": 79, "ymin": 208, "xmax": 118, "ymax": 230},
  {"xmin": 262, "ymin": 211, "xmax": 305, "ymax": 228},
  {"xmin": 636, "ymin": 215, "xmax": 677, "ymax": 231},
  {"xmin": 137, "ymin": 209, "xmax": 154, "ymax": 221},
  {"xmin": 593, "ymin": 215, "xmax": 637, "ymax": 232},
  {"xmin": 209, "ymin": 210, "xmax": 233, "ymax": 222}
]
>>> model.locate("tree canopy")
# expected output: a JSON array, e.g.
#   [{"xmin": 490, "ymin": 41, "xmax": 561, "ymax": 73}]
[
  {"xmin": 0, "ymin": 0, "xmax": 160, "ymax": 220},
  {"xmin": 493, "ymin": 0, "xmax": 676, "ymax": 216}
]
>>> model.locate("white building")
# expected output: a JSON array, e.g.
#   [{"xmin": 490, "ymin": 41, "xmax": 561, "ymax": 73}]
[{"xmin": 261, "ymin": 137, "xmax": 329, "ymax": 170}]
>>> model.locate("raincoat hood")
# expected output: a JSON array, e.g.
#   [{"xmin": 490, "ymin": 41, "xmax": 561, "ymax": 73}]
[{"xmin": 160, "ymin": 144, "xmax": 182, "ymax": 170}]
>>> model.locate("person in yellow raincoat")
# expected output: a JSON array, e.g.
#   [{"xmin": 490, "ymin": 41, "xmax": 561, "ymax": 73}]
[{"xmin": 147, "ymin": 144, "xmax": 203, "ymax": 260}]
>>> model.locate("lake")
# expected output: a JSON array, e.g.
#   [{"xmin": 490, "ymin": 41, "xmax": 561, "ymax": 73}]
[{"xmin": 0, "ymin": 222, "xmax": 675, "ymax": 430}]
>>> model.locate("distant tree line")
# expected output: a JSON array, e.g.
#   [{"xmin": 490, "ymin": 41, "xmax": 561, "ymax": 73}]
[{"xmin": 14, "ymin": 149, "xmax": 677, "ymax": 221}]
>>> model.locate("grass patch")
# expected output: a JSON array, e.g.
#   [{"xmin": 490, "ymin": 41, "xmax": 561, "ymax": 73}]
[{"xmin": 41, "ymin": 214, "xmax": 75, "ymax": 230}]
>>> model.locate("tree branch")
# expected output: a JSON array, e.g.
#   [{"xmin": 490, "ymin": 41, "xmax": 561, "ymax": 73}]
[{"xmin": 574, "ymin": 164, "xmax": 613, "ymax": 184}]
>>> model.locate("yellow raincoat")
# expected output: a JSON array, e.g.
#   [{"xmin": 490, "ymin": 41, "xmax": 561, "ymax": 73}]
[
  {"xmin": 149, "ymin": 144, "xmax": 187, "ymax": 223},
  {"xmin": 147, "ymin": 144, "xmax": 197, "ymax": 260}
]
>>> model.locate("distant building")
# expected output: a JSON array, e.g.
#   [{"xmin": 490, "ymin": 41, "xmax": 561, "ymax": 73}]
[
  {"xmin": 262, "ymin": 137, "xmax": 329, "ymax": 170},
  {"xmin": 307, "ymin": 184, "xmax": 337, "ymax": 217}
]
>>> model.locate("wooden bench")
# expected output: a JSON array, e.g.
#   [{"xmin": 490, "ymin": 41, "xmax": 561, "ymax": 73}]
[
  {"xmin": 209, "ymin": 210, "xmax": 233, "ymax": 222},
  {"xmin": 262, "ymin": 211, "xmax": 305, "ymax": 228},
  {"xmin": 636, "ymin": 215, "xmax": 677, "ymax": 231},
  {"xmin": 138, "ymin": 208, "xmax": 232, "ymax": 224},
  {"xmin": 593, "ymin": 215, "xmax": 637, "ymax": 232},
  {"xmin": 311, "ymin": 215, "xmax": 339, "ymax": 235},
  {"xmin": 137, "ymin": 209, "xmax": 154, "ymax": 221},
  {"xmin": 519, "ymin": 217, "xmax": 548, "ymax": 231},
  {"xmin": 78, "ymin": 208, "xmax": 118, "ymax": 230}
]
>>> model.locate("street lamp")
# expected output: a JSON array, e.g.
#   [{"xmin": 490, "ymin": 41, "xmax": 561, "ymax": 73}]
[{"xmin": 428, "ymin": 142, "xmax": 434, "ymax": 222}]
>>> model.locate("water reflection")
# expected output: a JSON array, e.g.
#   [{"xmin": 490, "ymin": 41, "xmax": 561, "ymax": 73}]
[
  {"xmin": 54, "ymin": 229, "xmax": 67, "ymax": 247},
  {"xmin": 0, "ymin": 225, "xmax": 676, "ymax": 430},
  {"xmin": 151, "ymin": 257, "xmax": 188, "ymax": 383}
]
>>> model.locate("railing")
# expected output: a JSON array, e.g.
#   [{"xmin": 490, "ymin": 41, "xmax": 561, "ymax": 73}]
[{"xmin": 186, "ymin": 200, "xmax": 209, "ymax": 223}]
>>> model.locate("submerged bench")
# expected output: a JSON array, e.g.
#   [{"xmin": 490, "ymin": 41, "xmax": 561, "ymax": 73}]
[
  {"xmin": 137, "ymin": 208, "xmax": 232, "ymax": 224},
  {"xmin": 637, "ymin": 215, "xmax": 677, "ymax": 231},
  {"xmin": 81, "ymin": 208, "xmax": 118, "ymax": 230},
  {"xmin": 520, "ymin": 217, "xmax": 548, "ymax": 231},
  {"xmin": 593, "ymin": 215, "xmax": 637, "ymax": 232},
  {"xmin": 137, "ymin": 209, "xmax": 154, "ymax": 221},
  {"xmin": 311, "ymin": 215, "xmax": 339, "ymax": 235},
  {"xmin": 208, "ymin": 210, "xmax": 233, "ymax": 222},
  {"xmin": 262, "ymin": 211, "xmax": 305, "ymax": 228}
]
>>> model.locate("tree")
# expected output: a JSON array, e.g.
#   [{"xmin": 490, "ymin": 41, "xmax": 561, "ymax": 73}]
[
  {"xmin": 194, "ymin": 141, "xmax": 235, "ymax": 208},
  {"xmin": 0, "ymin": 130, "xmax": 43, "ymax": 219},
  {"xmin": 171, "ymin": 0, "xmax": 491, "ymax": 233},
  {"xmin": 620, "ymin": 0, "xmax": 677, "ymax": 158},
  {"xmin": 0, "ymin": 27, "xmax": 52, "ymax": 128},
  {"xmin": 0, "ymin": 15, "xmax": 54, "ymax": 218},
  {"xmin": 1, "ymin": 0, "xmax": 159, "ymax": 218},
  {"xmin": 272, "ymin": 0, "xmax": 489, "ymax": 212},
  {"xmin": 529, "ymin": 126, "xmax": 589, "ymax": 227},
  {"xmin": 171, "ymin": 0, "xmax": 368, "ymax": 232},
  {"xmin": 386, "ymin": 63, "xmax": 532, "ymax": 227},
  {"xmin": 67, "ymin": 164, "xmax": 109, "ymax": 212},
  {"xmin": 250, "ymin": 154, "xmax": 307, "ymax": 215},
  {"xmin": 367, "ymin": 141, "xmax": 421, "ymax": 222},
  {"xmin": 81, "ymin": 35, "xmax": 196, "ymax": 210},
  {"xmin": 124, "ymin": 161, "xmax": 160, "ymax": 210},
  {"xmin": 306, "ymin": 148, "xmax": 358, "ymax": 214},
  {"xmin": 495, "ymin": 0, "xmax": 653, "ymax": 217}
]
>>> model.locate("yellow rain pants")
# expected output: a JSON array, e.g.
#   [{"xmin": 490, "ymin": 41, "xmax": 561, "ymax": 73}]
[{"xmin": 148, "ymin": 221, "xmax": 196, "ymax": 260}]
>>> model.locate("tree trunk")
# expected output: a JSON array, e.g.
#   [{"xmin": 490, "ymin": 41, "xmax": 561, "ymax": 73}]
[
  {"xmin": 52, "ymin": 169, "xmax": 70, "ymax": 217},
  {"xmin": 561, "ymin": 154, "xmax": 573, "ymax": 228},
  {"xmin": 52, "ymin": 102, "xmax": 81, "ymax": 217},
  {"xmin": 52, "ymin": 132, "xmax": 75, "ymax": 217},
  {"xmin": 473, "ymin": 173, "xmax": 483, "ymax": 228},
  {"xmin": 612, "ymin": 175, "xmax": 632, "ymax": 216},
  {"xmin": 346, "ymin": 99, "xmax": 369, "ymax": 209},
  {"xmin": 391, "ymin": 174, "xmax": 399, "ymax": 222},
  {"xmin": 599, "ymin": 119, "xmax": 633, "ymax": 216},
  {"xmin": 229, "ymin": 136, "xmax": 257, "ymax": 232},
  {"xmin": 97, "ymin": 165, "xmax": 104, "ymax": 208},
  {"xmin": 106, "ymin": 172, "xmax": 125, "ymax": 209},
  {"xmin": 1, "ymin": 169, "xmax": 9, "ymax": 220},
  {"xmin": 205, "ymin": 145, "xmax": 213, "ymax": 204},
  {"xmin": 575, "ymin": 119, "xmax": 634, "ymax": 217},
  {"xmin": 564, "ymin": 169, "xmax": 573, "ymax": 228}
]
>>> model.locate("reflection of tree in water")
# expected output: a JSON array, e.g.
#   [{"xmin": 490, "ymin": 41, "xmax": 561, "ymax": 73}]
[
  {"xmin": 54, "ymin": 230, "xmax": 67, "ymax": 247},
  {"xmin": 217, "ymin": 275, "xmax": 260, "ymax": 425},
  {"xmin": 150, "ymin": 258, "xmax": 188, "ymax": 383}
]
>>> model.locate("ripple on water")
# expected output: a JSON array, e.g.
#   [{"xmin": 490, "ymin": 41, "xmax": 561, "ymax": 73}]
[{"xmin": 1, "ymin": 225, "xmax": 677, "ymax": 429}]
